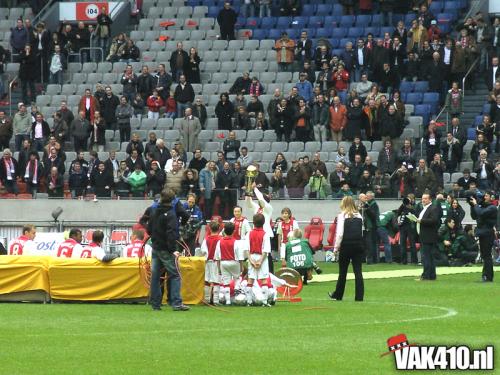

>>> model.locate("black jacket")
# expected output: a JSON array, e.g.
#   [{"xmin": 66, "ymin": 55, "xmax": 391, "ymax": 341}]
[
  {"xmin": 149, "ymin": 201, "xmax": 190, "ymax": 252},
  {"xmin": 174, "ymin": 83, "xmax": 195, "ymax": 104},
  {"xmin": 471, "ymin": 203, "xmax": 497, "ymax": 237},
  {"xmin": 19, "ymin": 51, "xmax": 37, "ymax": 81},
  {"xmin": 419, "ymin": 204, "xmax": 441, "ymax": 243},
  {"xmin": 31, "ymin": 121, "xmax": 51, "ymax": 139},
  {"xmin": 154, "ymin": 147, "xmax": 171, "ymax": 169},
  {"xmin": 90, "ymin": 170, "xmax": 113, "ymax": 197},
  {"xmin": 169, "ymin": 49, "xmax": 189, "ymax": 73},
  {"xmin": 136, "ymin": 73, "xmax": 156, "ymax": 98},
  {"xmin": 217, "ymin": 8, "xmax": 237, "ymax": 31}
]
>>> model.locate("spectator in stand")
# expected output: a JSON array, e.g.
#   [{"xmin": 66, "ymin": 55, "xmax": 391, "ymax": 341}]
[
  {"xmin": 136, "ymin": 65, "xmax": 156, "ymax": 103},
  {"xmin": 215, "ymin": 161, "xmax": 237, "ymax": 219},
  {"xmin": 121, "ymin": 65, "xmax": 137, "ymax": 104},
  {"xmin": 476, "ymin": 114, "xmax": 495, "ymax": 145},
  {"xmin": 379, "ymin": 63, "xmax": 399, "ymax": 95},
  {"xmin": 48, "ymin": 44, "xmax": 64, "ymax": 85},
  {"xmin": 118, "ymin": 38, "xmax": 140, "ymax": 63},
  {"xmin": 114, "ymin": 161, "xmax": 131, "ymax": 197},
  {"xmin": 493, "ymin": 162, "xmax": 500, "ymax": 192},
  {"xmin": 165, "ymin": 160, "xmax": 184, "ymax": 195},
  {"xmin": 441, "ymin": 132, "xmax": 462, "ymax": 173},
  {"xmin": 348, "ymin": 136, "xmax": 367, "ymax": 164},
  {"xmin": 407, "ymin": 19, "xmax": 427, "ymax": 53},
  {"xmin": 126, "ymin": 133, "xmax": 144, "ymax": 157},
  {"xmin": 372, "ymin": 169, "xmax": 390, "ymax": 198},
  {"xmin": 181, "ymin": 168, "xmax": 199, "ymax": 197},
  {"xmin": 155, "ymin": 63, "xmax": 172, "ymax": 103},
  {"xmin": 0, "ymin": 149, "xmax": 19, "ymax": 194},
  {"xmin": 126, "ymin": 149, "xmax": 145, "ymax": 172},
  {"xmin": 474, "ymin": 150, "xmax": 494, "ymax": 189},
  {"xmin": 430, "ymin": 153, "xmax": 446, "ymax": 191},
  {"xmin": 89, "ymin": 111, "xmax": 105, "ymax": 152},
  {"xmin": 43, "ymin": 146, "xmax": 65, "ymax": 178},
  {"xmin": 295, "ymin": 73, "xmax": 313, "ymax": 103},
  {"xmin": 153, "ymin": 139, "xmax": 170, "ymax": 170},
  {"xmin": 246, "ymin": 95, "xmax": 264, "ymax": 120},
  {"xmin": 78, "ymin": 89, "xmax": 100, "ymax": 123},
  {"xmin": 101, "ymin": 86, "xmax": 119, "ymax": 130},
  {"xmin": 115, "ymin": 96, "xmax": 133, "ymax": 143},
  {"xmin": 71, "ymin": 110, "xmax": 90, "ymax": 152},
  {"xmin": 164, "ymin": 148, "xmax": 185, "ymax": 173},
  {"xmin": 10, "ymin": 19, "xmax": 28, "ymax": 58},
  {"xmin": 344, "ymin": 98, "xmax": 367, "ymax": 142},
  {"xmin": 72, "ymin": 21, "xmax": 90, "ymax": 63},
  {"xmin": 199, "ymin": 160, "xmax": 217, "ymax": 219},
  {"xmin": 423, "ymin": 121, "xmax": 441, "ymax": 165},
  {"xmin": 272, "ymin": 152, "xmax": 288, "ymax": 173},
  {"xmin": 413, "ymin": 159, "xmax": 436, "ymax": 197},
  {"xmin": 485, "ymin": 57, "xmax": 500, "ymax": 91},
  {"xmin": 96, "ymin": 6, "xmax": 113, "ymax": 57},
  {"xmin": 180, "ymin": 107, "xmax": 201, "ymax": 153},
  {"xmin": 248, "ymin": 77, "xmax": 264, "ymax": 98},
  {"xmin": 489, "ymin": 94, "xmax": 500, "ymax": 152},
  {"xmin": 354, "ymin": 73, "xmax": 373, "ymax": 101},
  {"xmin": 445, "ymin": 82, "xmax": 463, "ymax": 118},
  {"xmin": 69, "ymin": 161, "xmax": 88, "ymax": 199},
  {"xmin": 274, "ymin": 98, "xmax": 294, "ymax": 142},
  {"xmin": 46, "ymin": 166, "xmax": 63, "ymax": 198},
  {"xmin": 185, "ymin": 47, "xmax": 201, "ymax": 84},
  {"xmin": 331, "ymin": 64, "xmax": 350, "ymax": 94},
  {"xmin": 70, "ymin": 151, "xmax": 89, "ymax": 175},
  {"xmin": 311, "ymin": 94, "xmax": 328, "ymax": 143},
  {"xmin": 127, "ymin": 164, "xmax": 147, "ymax": 198},
  {"xmin": 283, "ymin": 160, "xmax": 306, "ymax": 198},
  {"xmin": 217, "ymin": 1, "xmax": 237, "ymax": 40},
  {"xmin": 295, "ymin": 31, "xmax": 313, "ymax": 67},
  {"xmin": 229, "ymin": 72, "xmax": 251, "ymax": 95},
  {"xmin": 215, "ymin": 93, "xmax": 234, "ymax": 131},
  {"xmin": 311, "ymin": 152, "xmax": 328, "ymax": 178},
  {"xmin": 329, "ymin": 96, "xmax": 347, "ymax": 145},
  {"xmin": 329, "ymin": 163, "xmax": 347, "ymax": 195},
  {"xmin": 51, "ymin": 111, "xmax": 67, "ymax": 144},
  {"xmin": 301, "ymin": 61, "xmax": 316, "ymax": 87},
  {"xmin": 279, "ymin": 0, "xmax": 301, "ymax": 16},
  {"xmin": 237, "ymin": 146, "xmax": 253, "ymax": 169},
  {"xmin": 189, "ymin": 149, "xmax": 207, "ymax": 173},
  {"xmin": 222, "ymin": 131, "xmax": 240, "ymax": 164},
  {"xmin": 358, "ymin": 170, "xmax": 373, "ymax": 194},
  {"xmin": 0, "ymin": 111, "xmax": 12, "ymax": 151},
  {"xmin": 146, "ymin": 89, "xmax": 163, "ymax": 120},
  {"xmin": 87, "ymin": 151, "xmax": 100, "ymax": 179},
  {"xmin": 456, "ymin": 168, "xmax": 476, "ymax": 191},
  {"xmin": 58, "ymin": 100, "xmax": 74, "ymax": 130},
  {"xmin": 233, "ymin": 106, "xmax": 251, "ymax": 130},
  {"xmin": 275, "ymin": 32, "xmax": 296, "ymax": 72},
  {"xmin": 19, "ymin": 45, "xmax": 36, "ymax": 105},
  {"xmin": 103, "ymin": 151, "xmax": 119, "ymax": 184},
  {"xmin": 174, "ymin": 75, "xmax": 195, "ymax": 119},
  {"xmin": 306, "ymin": 168, "xmax": 328, "ymax": 199},
  {"xmin": 253, "ymin": 111, "xmax": 268, "ymax": 131},
  {"xmin": 43, "ymin": 136, "xmax": 65, "ymax": 162},
  {"xmin": 270, "ymin": 168, "xmax": 285, "ymax": 198},
  {"xmin": 254, "ymin": 163, "xmax": 270, "ymax": 193},
  {"xmin": 377, "ymin": 140, "xmax": 397, "ymax": 175},
  {"xmin": 89, "ymin": 162, "xmax": 112, "ymax": 198},
  {"xmin": 192, "ymin": 98, "xmax": 207, "ymax": 128},
  {"xmin": 30, "ymin": 113, "xmax": 50, "ymax": 152},
  {"xmin": 379, "ymin": 104, "xmax": 404, "ymax": 147},
  {"xmin": 471, "ymin": 134, "xmax": 491, "ymax": 166},
  {"xmin": 169, "ymin": 42, "xmax": 189, "ymax": 83},
  {"xmin": 163, "ymin": 90, "xmax": 176, "ymax": 119},
  {"xmin": 232, "ymin": 92, "xmax": 247, "ymax": 114}
]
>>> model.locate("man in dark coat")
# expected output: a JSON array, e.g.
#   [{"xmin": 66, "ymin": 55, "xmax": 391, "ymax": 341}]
[
  {"xmin": 19, "ymin": 45, "xmax": 37, "ymax": 104},
  {"xmin": 101, "ymin": 86, "xmax": 120, "ymax": 130},
  {"xmin": 217, "ymin": 2, "xmax": 237, "ymax": 41},
  {"xmin": 169, "ymin": 42, "xmax": 189, "ymax": 83},
  {"xmin": 136, "ymin": 65, "xmax": 156, "ymax": 102},
  {"xmin": 416, "ymin": 193, "xmax": 441, "ymax": 280}
]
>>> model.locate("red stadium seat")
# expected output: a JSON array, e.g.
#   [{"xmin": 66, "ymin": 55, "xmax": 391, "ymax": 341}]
[
  {"xmin": 110, "ymin": 230, "xmax": 129, "ymax": 245},
  {"xmin": 83, "ymin": 230, "xmax": 95, "ymax": 244},
  {"xmin": 304, "ymin": 217, "xmax": 324, "ymax": 251},
  {"xmin": 17, "ymin": 194, "xmax": 32, "ymax": 199}
]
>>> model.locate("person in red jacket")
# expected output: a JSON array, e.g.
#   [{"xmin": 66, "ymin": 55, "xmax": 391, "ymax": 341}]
[
  {"xmin": 332, "ymin": 64, "xmax": 350, "ymax": 93},
  {"xmin": 146, "ymin": 89, "xmax": 164, "ymax": 120},
  {"xmin": 164, "ymin": 91, "xmax": 177, "ymax": 119}
]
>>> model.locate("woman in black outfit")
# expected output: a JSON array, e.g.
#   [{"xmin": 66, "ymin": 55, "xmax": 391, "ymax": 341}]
[
  {"xmin": 215, "ymin": 93, "xmax": 234, "ymax": 130},
  {"xmin": 185, "ymin": 47, "xmax": 201, "ymax": 84},
  {"xmin": 19, "ymin": 45, "xmax": 37, "ymax": 104},
  {"xmin": 329, "ymin": 196, "xmax": 364, "ymax": 301}
]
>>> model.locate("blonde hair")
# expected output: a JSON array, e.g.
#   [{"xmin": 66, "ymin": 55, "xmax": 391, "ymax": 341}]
[{"xmin": 340, "ymin": 196, "xmax": 359, "ymax": 218}]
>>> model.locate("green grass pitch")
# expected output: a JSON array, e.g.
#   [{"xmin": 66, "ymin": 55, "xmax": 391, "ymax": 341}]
[{"xmin": 0, "ymin": 263, "xmax": 498, "ymax": 375}]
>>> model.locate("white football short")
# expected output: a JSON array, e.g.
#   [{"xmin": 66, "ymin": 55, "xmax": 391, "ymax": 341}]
[
  {"xmin": 205, "ymin": 261, "xmax": 219, "ymax": 284},
  {"xmin": 248, "ymin": 253, "xmax": 269, "ymax": 280},
  {"xmin": 220, "ymin": 260, "xmax": 241, "ymax": 286}
]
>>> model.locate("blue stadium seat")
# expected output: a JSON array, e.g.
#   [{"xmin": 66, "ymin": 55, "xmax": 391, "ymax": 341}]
[
  {"xmin": 307, "ymin": 16, "xmax": 324, "ymax": 28},
  {"xmin": 235, "ymin": 17, "xmax": 245, "ymax": 28},
  {"xmin": 414, "ymin": 81, "xmax": 429, "ymax": 93},
  {"xmin": 415, "ymin": 104, "xmax": 431, "ymax": 125},
  {"xmin": 481, "ymin": 104, "xmax": 491, "ymax": 114},
  {"xmin": 245, "ymin": 17, "xmax": 260, "ymax": 29},
  {"xmin": 364, "ymin": 27, "xmax": 380, "ymax": 36},
  {"xmin": 316, "ymin": 28, "xmax": 332, "ymax": 39},
  {"xmin": 276, "ymin": 17, "xmax": 292, "ymax": 29},
  {"xmin": 285, "ymin": 28, "xmax": 299, "ymax": 39},
  {"xmin": 467, "ymin": 128, "xmax": 476, "ymax": 140},
  {"xmin": 260, "ymin": 17, "xmax": 277, "ymax": 29},
  {"xmin": 302, "ymin": 28, "xmax": 316, "ymax": 38},
  {"xmin": 268, "ymin": 29, "xmax": 282, "ymax": 40},
  {"xmin": 399, "ymin": 81, "xmax": 414, "ymax": 93},
  {"xmin": 404, "ymin": 14, "xmax": 416, "ymax": 24},
  {"xmin": 355, "ymin": 15, "xmax": 371, "ymax": 27},
  {"xmin": 331, "ymin": 27, "xmax": 346, "ymax": 38},
  {"xmin": 324, "ymin": 16, "xmax": 339, "ymax": 28},
  {"xmin": 328, "ymin": 39, "xmax": 340, "ymax": 48},
  {"xmin": 347, "ymin": 27, "xmax": 364, "ymax": 39},
  {"xmin": 406, "ymin": 93, "xmax": 423, "ymax": 105},
  {"xmin": 339, "ymin": 38, "xmax": 354, "ymax": 47},
  {"xmin": 380, "ymin": 26, "xmax": 393, "ymax": 36},
  {"xmin": 423, "ymin": 93, "xmax": 440, "ymax": 113},
  {"xmin": 302, "ymin": 4, "xmax": 316, "ymax": 16},
  {"xmin": 333, "ymin": 4, "xmax": 343, "ymax": 14},
  {"xmin": 252, "ymin": 29, "xmax": 268, "ymax": 40},
  {"xmin": 332, "ymin": 48, "xmax": 343, "ymax": 56},
  {"xmin": 317, "ymin": 4, "xmax": 333, "ymax": 15},
  {"xmin": 340, "ymin": 15, "xmax": 355, "ymax": 27},
  {"xmin": 207, "ymin": 6, "xmax": 218, "ymax": 18},
  {"xmin": 474, "ymin": 115, "xmax": 483, "ymax": 126},
  {"xmin": 429, "ymin": 1, "xmax": 443, "ymax": 14},
  {"xmin": 371, "ymin": 14, "xmax": 382, "ymax": 26},
  {"xmin": 437, "ymin": 13, "xmax": 453, "ymax": 23},
  {"xmin": 291, "ymin": 17, "xmax": 307, "ymax": 29}
]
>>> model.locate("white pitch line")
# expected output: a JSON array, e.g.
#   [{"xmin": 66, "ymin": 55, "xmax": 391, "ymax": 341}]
[{"xmin": 2, "ymin": 301, "xmax": 458, "ymax": 339}]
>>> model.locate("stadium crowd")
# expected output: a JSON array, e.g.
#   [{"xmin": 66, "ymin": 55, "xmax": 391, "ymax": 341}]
[{"xmin": 0, "ymin": 0, "xmax": 498, "ymax": 208}]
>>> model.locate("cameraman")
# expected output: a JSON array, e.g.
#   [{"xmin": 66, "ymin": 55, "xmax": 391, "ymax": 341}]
[
  {"xmin": 306, "ymin": 168, "xmax": 328, "ymax": 199},
  {"xmin": 469, "ymin": 191, "xmax": 497, "ymax": 282},
  {"xmin": 182, "ymin": 193, "xmax": 204, "ymax": 254},
  {"xmin": 397, "ymin": 194, "xmax": 418, "ymax": 264}
]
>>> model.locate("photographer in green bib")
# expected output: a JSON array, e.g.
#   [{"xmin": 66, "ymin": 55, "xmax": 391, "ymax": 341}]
[{"xmin": 284, "ymin": 228, "xmax": 314, "ymax": 285}]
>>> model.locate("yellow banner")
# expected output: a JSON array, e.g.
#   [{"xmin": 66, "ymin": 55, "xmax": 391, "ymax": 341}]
[{"xmin": 0, "ymin": 256, "xmax": 51, "ymax": 294}]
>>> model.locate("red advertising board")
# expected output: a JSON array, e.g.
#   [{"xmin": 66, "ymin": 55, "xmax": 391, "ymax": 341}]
[{"xmin": 75, "ymin": 2, "xmax": 109, "ymax": 21}]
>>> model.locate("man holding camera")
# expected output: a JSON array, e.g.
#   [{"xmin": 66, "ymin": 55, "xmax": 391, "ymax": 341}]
[{"xmin": 469, "ymin": 192, "xmax": 497, "ymax": 282}]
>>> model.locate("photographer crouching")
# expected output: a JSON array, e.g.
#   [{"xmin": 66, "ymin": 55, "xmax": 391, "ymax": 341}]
[{"xmin": 468, "ymin": 191, "xmax": 497, "ymax": 282}]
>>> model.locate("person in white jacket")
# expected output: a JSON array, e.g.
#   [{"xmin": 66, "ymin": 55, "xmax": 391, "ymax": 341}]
[{"xmin": 245, "ymin": 183, "xmax": 274, "ymax": 237}]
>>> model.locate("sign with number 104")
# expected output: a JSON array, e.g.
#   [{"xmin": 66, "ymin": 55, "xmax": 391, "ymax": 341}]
[{"xmin": 76, "ymin": 2, "xmax": 109, "ymax": 21}]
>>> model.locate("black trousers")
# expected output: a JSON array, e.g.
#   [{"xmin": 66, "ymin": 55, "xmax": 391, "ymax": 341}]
[
  {"xmin": 421, "ymin": 242, "xmax": 437, "ymax": 280},
  {"xmin": 365, "ymin": 230, "xmax": 378, "ymax": 264},
  {"xmin": 399, "ymin": 226, "xmax": 418, "ymax": 264},
  {"xmin": 479, "ymin": 232, "xmax": 494, "ymax": 281},
  {"xmin": 332, "ymin": 242, "xmax": 364, "ymax": 301},
  {"xmin": 74, "ymin": 137, "xmax": 88, "ymax": 152}
]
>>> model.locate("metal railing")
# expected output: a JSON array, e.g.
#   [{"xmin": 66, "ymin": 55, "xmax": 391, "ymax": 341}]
[
  {"xmin": 8, "ymin": 75, "xmax": 17, "ymax": 117},
  {"xmin": 434, "ymin": 104, "xmax": 450, "ymax": 133},
  {"xmin": 462, "ymin": 57, "xmax": 479, "ymax": 97},
  {"xmin": 463, "ymin": 0, "xmax": 488, "ymax": 21}
]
